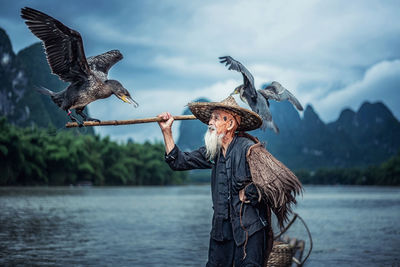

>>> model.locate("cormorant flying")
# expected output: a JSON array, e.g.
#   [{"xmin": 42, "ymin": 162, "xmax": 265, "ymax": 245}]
[{"xmin": 219, "ymin": 56, "xmax": 303, "ymax": 133}]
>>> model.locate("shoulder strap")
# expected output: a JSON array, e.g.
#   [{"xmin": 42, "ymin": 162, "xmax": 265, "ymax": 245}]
[{"xmin": 237, "ymin": 131, "xmax": 260, "ymax": 144}]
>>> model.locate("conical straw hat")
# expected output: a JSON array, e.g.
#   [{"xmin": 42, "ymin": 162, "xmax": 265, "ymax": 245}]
[{"xmin": 188, "ymin": 96, "xmax": 262, "ymax": 131}]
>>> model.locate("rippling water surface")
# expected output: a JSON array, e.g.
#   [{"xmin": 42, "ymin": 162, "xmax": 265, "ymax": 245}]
[{"xmin": 0, "ymin": 185, "xmax": 399, "ymax": 266}]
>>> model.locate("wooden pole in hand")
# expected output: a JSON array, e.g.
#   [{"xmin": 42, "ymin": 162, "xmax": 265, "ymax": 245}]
[{"xmin": 65, "ymin": 115, "xmax": 197, "ymax": 128}]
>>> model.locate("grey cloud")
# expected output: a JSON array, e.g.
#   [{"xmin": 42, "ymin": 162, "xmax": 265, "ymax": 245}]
[{"xmin": 315, "ymin": 60, "xmax": 400, "ymax": 122}]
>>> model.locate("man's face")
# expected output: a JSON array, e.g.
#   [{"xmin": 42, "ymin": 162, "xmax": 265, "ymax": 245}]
[{"xmin": 208, "ymin": 110, "xmax": 235, "ymax": 135}]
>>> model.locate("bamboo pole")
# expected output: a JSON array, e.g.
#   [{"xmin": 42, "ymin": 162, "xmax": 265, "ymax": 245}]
[{"xmin": 65, "ymin": 115, "xmax": 197, "ymax": 128}]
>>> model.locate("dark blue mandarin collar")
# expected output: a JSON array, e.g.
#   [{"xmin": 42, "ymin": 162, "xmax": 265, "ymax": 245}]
[{"xmin": 222, "ymin": 135, "xmax": 237, "ymax": 159}]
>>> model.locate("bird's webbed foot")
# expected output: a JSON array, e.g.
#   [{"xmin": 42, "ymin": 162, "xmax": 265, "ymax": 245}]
[
  {"xmin": 67, "ymin": 110, "xmax": 84, "ymax": 127},
  {"xmin": 76, "ymin": 108, "xmax": 100, "ymax": 123},
  {"xmin": 86, "ymin": 117, "xmax": 101, "ymax": 122}
]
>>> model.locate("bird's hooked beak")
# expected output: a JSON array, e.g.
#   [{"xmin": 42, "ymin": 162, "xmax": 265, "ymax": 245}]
[
  {"xmin": 230, "ymin": 87, "xmax": 240, "ymax": 96},
  {"xmin": 119, "ymin": 94, "xmax": 139, "ymax": 108}
]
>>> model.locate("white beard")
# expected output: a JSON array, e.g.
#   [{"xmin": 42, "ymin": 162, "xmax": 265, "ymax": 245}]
[{"xmin": 204, "ymin": 125, "xmax": 224, "ymax": 161}]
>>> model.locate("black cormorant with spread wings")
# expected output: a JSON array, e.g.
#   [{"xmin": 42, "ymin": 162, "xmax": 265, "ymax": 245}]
[
  {"xmin": 21, "ymin": 7, "xmax": 138, "ymax": 124},
  {"xmin": 219, "ymin": 56, "xmax": 303, "ymax": 133}
]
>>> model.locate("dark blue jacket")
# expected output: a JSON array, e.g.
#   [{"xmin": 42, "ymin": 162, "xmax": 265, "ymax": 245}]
[{"xmin": 165, "ymin": 135, "xmax": 268, "ymax": 246}]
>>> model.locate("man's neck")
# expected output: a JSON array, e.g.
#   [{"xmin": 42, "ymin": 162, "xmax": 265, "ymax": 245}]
[{"xmin": 221, "ymin": 132, "xmax": 235, "ymax": 156}]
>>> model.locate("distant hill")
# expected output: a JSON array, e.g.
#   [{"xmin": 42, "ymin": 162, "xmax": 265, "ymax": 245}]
[
  {"xmin": 0, "ymin": 27, "xmax": 94, "ymax": 133},
  {"xmin": 176, "ymin": 97, "xmax": 209, "ymax": 151},
  {"xmin": 177, "ymin": 98, "xmax": 400, "ymax": 170}
]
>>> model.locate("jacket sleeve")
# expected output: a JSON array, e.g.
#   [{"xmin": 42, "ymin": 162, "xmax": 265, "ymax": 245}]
[{"xmin": 165, "ymin": 145, "xmax": 213, "ymax": 171}]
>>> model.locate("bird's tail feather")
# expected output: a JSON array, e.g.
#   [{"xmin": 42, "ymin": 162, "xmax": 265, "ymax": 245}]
[
  {"xmin": 34, "ymin": 86, "xmax": 64, "ymax": 108},
  {"xmin": 34, "ymin": 86, "xmax": 55, "ymax": 96},
  {"xmin": 263, "ymin": 120, "xmax": 280, "ymax": 134}
]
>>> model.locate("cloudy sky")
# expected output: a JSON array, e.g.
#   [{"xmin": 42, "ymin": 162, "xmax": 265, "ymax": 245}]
[{"xmin": 1, "ymin": 0, "xmax": 399, "ymax": 142}]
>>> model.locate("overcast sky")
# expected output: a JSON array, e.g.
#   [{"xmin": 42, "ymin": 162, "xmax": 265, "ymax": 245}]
[{"xmin": 1, "ymin": 0, "xmax": 399, "ymax": 142}]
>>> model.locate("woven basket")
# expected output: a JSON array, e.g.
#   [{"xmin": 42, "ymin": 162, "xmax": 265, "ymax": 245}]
[{"xmin": 265, "ymin": 241, "xmax": 294, "ymax": 267}]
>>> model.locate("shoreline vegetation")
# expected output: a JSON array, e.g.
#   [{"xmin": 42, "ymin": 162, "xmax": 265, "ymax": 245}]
[
  {"xmin": 1, "ymin": 117, "xmax": 399, "ymax": 186},
  {"xmin": 0, "ymin": 118, "xmax": 187, "ymax": 186},
  {"xmin": 294, "ymin": 161, "xmax": 400, "ymax": 186}
]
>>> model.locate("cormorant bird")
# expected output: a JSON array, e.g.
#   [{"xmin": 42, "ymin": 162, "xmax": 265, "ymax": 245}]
[
  {"xmin": 21, "ymin": 7, "xmax": 138, "ymax": 124},
  {"xmin": 219, "ymin": 56, "xmax": 278, "ymax": 133},
  {"xmin": 219, "ymin": 56, "xmax": 303, "ymax": 133}
]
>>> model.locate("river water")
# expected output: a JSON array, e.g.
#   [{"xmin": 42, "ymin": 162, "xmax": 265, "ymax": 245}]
[{"xmin": 0, "ymin": 185, "xmax": 399, "ymax": 266}]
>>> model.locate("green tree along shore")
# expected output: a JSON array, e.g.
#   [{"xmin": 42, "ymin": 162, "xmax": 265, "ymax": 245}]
[
  {"xmin": 295, "ymin": 153, "xmax": 400, "ymax": 186},
  {"xmin": 0, "ymin": 118, "xmax": 187, "ymax": 186}
]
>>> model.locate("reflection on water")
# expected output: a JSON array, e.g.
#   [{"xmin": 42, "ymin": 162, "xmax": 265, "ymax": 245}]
[{"xmin": 0, "ymin": 186, "xmax": 399, "ymax": 266}]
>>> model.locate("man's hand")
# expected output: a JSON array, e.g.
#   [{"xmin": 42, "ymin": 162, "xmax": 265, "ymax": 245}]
[
  {"xmin": 158, "ymin": 112, "xmax": 174, "ymax": 132},
  {"xmin": 158, "ymin": 112, "xmax": 175, "ymax": 154},
  {"xmin": 239, "ymin": 188, "xmax": 250, "ymax": 203}
]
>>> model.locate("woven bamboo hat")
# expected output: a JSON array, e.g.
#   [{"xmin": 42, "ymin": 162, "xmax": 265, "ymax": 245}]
[{"xmin": 188, "ymin": 96, "xmax": 262, "ymax": 131}]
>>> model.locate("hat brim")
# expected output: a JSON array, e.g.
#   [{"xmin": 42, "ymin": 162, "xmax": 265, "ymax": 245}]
[{"xmin": 188, "ymin": 101, "xmax": 262, "ymax": 131}]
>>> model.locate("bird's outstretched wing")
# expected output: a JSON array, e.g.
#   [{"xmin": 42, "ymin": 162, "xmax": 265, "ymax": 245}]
[
  {"xmin": 87, "ymin": 50, "xmax": 123, "ymax": 81},
  {"xmin": 284, "ymin": 90, "xmax": 303, "ymax": 111},
  {"xmin": 21, "ymin": 7, "xmax": 91, "ymax": 83},
  {"xmin": 258, "ymin": 88, "xmax": 279, "ymax": 101},
  {"xmin": 219, "ymin": 56, "xmax": 257, "ymax": 100},
  {"xmin": 259, "ymin": 81, "xmax": 303, "ymax": 111}
]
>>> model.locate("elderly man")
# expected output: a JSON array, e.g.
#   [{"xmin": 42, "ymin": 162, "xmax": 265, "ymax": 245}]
[{"xmin": 158, "ymin": 96, "xmax": 272, "ymax": 267}]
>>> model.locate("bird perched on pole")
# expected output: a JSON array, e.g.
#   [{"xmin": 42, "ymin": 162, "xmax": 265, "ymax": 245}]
[
  {"xmin": 219, "ymin": 56, "xmax": 303, "ymax": 134},
  {"xmin": 21, "ymin": 7, "xmax": 138, "ymax": 125}
]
